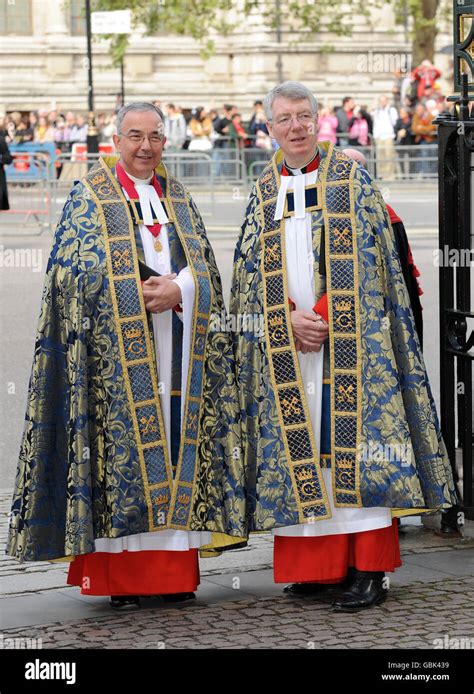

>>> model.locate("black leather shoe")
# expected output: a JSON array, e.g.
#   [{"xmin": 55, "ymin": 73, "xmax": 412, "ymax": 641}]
[
  {"xmin": 284, "ymin": 567, "xmax": 357, "ymax": 597},
  {"xmin": 284, "ymin": 582, "xmax": 338, "ymax": 596},
  {"xmin": 109, "ymin": 595, "xmax": 140, "ymax": 609},
  {"xmin": 339, "ymin": 566, "xmax": 357, "ymax": 591},
  {"xmin": 332, "ymin": 572, "xmax": 387, "ymax": 612},
  {"xmin": 160, "ymin": 592, "xmax": 196, "ymax": 603}
]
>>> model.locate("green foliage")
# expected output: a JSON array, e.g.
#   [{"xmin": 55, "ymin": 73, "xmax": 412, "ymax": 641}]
[
  {"xmin": 92, "ymin": 0, "xmax": 235, "ymax": 63},
  {"xmin": 92, "ymin": 0, "xmax": 449, "ymax": 64}
]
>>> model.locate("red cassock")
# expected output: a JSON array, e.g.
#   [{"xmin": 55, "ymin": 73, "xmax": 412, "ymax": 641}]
[
  {"xmin": 279, "ymin": 291, "xmax": 401, "ymax": 585},
  {"xmin": 67, "ymin": 550, "xmax": 200, "ymax": 596},
  {"xmin": 274, "ymin": 520, "xmax": 401, "ymax": 584},
  {"xmin": 67, "ymin": 164, "xmax": 200, "ymax": 598}
]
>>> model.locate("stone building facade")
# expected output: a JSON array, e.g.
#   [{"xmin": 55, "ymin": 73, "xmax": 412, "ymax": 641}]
[{"xmin": 0, "ymin": 0, "xmax": 453, "ymax": 116}]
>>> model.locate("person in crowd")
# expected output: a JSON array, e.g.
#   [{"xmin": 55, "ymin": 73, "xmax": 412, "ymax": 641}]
[
  {"xmin": 34, "ymin": 115, "xmax": 54, "ymax": 143},
  {"xmin": 411, "ymin": 102, "xmax": 437, "ymax": 176},
  {"xmin": 214, "ymin": 104, "xmax": 236, "ymax": 149},
  {"xmin": 317, "ymin": 104, "xmax": 338, "ymax": 144},
  {"xmin": 372, "ymin": 95, "xmax": 398, "ymax": 179},
  {"xmin": 14, "ymin": 115, "xmax": 34, "ymax": 144},
  {"xmin": 47, "ymin": 110, "xmax": 58, "ymax": 128},
  {"xmin": 97, "ymin": 112, "xmax": 116, "ymax": 144},
  {"xmin": 69, "ymin": 114, "xmax": 88, "ymax": 144},
  {"xmin": 164, "ymin": 103, "xmax": 187, "ymax": 151},
  {"xmin": 0, "ymin": 131, "xmax": 13, "ymax": 210},
  {"xmin": 348, "ymin": 106, "xmax": 370, "ymax": 147},
  {"xmin": 412, "ymin": 60, "xmax": 442, "ymax": 102},
  {"xmin": 209, "ymin": 109, "xmax": 219, "ymax": 124},
  {"xmin": 248, "ymin": 100, "xmax": 269, "ymax": 143},
  {"xmin": 65, "ymin": 111, "xmax": 77, "ymax": 132},
  {"xmin": 335, "ymin": 96, "xmax": 355, "ymax": 146},
  {"xmin": 395, "ymin": 106, "xmax": 414, "ymax": 177},
  {"xmin": 228, "ymin": 112, "xmax": 249, "ymax": 149},
  {"xmin": 188, "ymin": 107, "xmax": 213, "ymax": 151},
  {"xmin": 29, "ymin": 111, "xmax": 39, "ymax": 131},
  {"xmin": 7, "ymin": 112, "xmax": 21, "ymax": 142},
  {"xmin": 212, "ymin": 104, "xmax": 236, "ymax": 176}
]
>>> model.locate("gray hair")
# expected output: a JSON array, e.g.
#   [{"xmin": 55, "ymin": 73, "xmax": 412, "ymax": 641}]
[
  {"xmin": 116, "ymin": 102, "xmax": 165, "ymax": 133},
  {"xmin": 264, "ymin": 81, "xmax": 318, "ymax": 121}
]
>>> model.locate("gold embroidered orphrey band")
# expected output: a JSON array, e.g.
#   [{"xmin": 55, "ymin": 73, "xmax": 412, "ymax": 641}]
[
  {"xmin": 83, "ymin": 158, "xmax": 213, "ymax": 531},
  {"xmin": 256, "ymin": 144, "xmax": 362, "ymax": 522}
]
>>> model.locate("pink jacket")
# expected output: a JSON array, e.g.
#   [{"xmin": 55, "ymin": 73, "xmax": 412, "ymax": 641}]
[{"xmin": 317, "ymin": 115, "xmax": 338, "ymax": 144}]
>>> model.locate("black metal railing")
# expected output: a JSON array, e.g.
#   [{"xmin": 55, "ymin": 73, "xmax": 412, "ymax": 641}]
[{"xmin": 436, "ymin": 73, "xmax": 474, "ymax": 526}]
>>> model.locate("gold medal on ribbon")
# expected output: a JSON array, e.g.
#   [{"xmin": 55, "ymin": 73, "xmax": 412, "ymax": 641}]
[{"xmin": 154, "ymin": 238, "xmax": 162, "ymax": 252}]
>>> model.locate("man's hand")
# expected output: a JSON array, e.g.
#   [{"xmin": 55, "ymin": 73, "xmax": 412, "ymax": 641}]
[
  {"xmin": 142, "ymin": 274, "xmax": 182, "ymax": 314},
  {"xmin": 290, "ymin": 310, "xmax": 329, "ymax": 353}
]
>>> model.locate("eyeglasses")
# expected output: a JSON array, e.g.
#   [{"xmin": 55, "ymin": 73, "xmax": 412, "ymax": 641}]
[
  {"xmin": 119, "ymin": 131, "xmax": 164, "ymax": 144},
  {"xmin": 271, "ymin": 113, "xmax": 316, "ymax": 127}
]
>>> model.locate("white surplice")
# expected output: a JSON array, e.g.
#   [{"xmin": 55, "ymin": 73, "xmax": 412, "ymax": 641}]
[
  {"xmin": 271, "ymin": 166, "xmax": 392, "ymax": 538},
  {"xmin": 95, "ymin": 171, "xmax": 211, "ymax": 552}
]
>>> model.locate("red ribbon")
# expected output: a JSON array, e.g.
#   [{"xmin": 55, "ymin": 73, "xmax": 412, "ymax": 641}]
[{"xmin": 116, "ymin": 161, "xmax": 163, "ymax": 237}]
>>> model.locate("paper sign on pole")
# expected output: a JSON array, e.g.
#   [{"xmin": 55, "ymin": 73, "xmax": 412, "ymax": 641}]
[{"xmin": 91, "ymin": 10, "xmax": 132, "ymax": 35}]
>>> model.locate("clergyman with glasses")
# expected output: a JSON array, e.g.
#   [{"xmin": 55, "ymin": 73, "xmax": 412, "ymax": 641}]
[
  {"xmin": 230, "ymin": 81, "xmax": 456, "ymax": 612},
  {"xmin": 7, "ymin": 102, "xmax": 246, "ymax": 609}
]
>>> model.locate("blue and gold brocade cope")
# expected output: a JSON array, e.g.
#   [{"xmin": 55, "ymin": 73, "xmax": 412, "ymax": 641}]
[
  {"xmin": 7, "ymin": 158, "xmax": 246, "ymax": 561},
  {"xmin": 230, "ymin": 143, "xmax": 457, "ymax": 531}
]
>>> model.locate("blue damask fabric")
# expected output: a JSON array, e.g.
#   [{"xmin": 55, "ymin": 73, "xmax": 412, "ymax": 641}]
[
  {"xmin": 230, "ymin": 143, "xmax": 457, "ymax": 531},
  {"xmin": 7, "ymin": 162, "xmax": 246, "ymax": 562}
]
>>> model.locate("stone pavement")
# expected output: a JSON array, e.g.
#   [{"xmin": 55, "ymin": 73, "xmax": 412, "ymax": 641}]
[{"xmin": 1, "ymin": 490, "xmax": 474, "ymax": 649}]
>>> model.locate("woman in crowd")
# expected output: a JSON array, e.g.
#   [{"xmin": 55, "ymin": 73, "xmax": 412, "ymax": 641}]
[
  {"xmin": 188, "ymin": 107, "xmax": 213, "ymax": 151},
  {"xmin": 34, "ymin": 115, "xmax": 54, "ymax": 143},
  {"xmin": 317, "ymin": 104, "xmax": 338, "ymax": 143}
]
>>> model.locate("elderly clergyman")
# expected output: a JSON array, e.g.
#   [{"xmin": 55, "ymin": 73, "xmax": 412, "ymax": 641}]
[
  {"xmin": 7, "ymin": 102, "xmax": 246, "ymax": 608},
  {"xmin": 231, "ymin": 81, "xmax": 456, "ymax": 612}
]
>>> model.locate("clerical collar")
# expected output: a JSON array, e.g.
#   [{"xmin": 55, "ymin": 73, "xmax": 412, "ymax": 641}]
[
  {"xmin": 116, "ymin": 161, "xmax": 168, "ymax": 238},
  {"xmin": 123, "ymin": 170, "xmax": 154, "ymax": 185},
  {"xmin": 281, "ymin": 150, "xmax": 320, "ymax": 176},
  {"xmin": 274, "ymin": 152, "xmax": 321, "ymax": 221}
]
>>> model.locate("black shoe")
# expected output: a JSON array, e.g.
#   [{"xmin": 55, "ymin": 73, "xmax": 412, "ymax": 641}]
[
  {"xmin": 109, "ymin": 595, "xmax": 141, "ymax": 609},
  {"xmin": 284, "ymin": 582, "xmax": 338, "ymax": 596},
  {"xmin": 160, "ymin": 592, "xmax": 196, "ymax": 604},
  {"xmin": 339, "ymin": 566, "xmax": 357, "ymax": 591},
  {"xmin": 332, "ymin": 572, "xmax": 387, "ymax": 613},
  {"xmin": 284, "ymin": 567, "xmax": 357, "ymax": 597}
]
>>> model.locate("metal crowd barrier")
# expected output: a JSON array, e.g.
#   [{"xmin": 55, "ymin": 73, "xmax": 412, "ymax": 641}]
[
  {"xmin": 164, "ymin": 150, "xmax": 246, "ymax": 184},
  {"xmin": 48, "ymin": 152, "xmax": 103, "ymax": 226},
  {"xmin": 357, "ymin": 144, "xmax": 438, "ymax": 181},
  {"xmin": 1, "ymin": 145, "xmax": 439, "ymax": 234},
  {"xmin": 246, "ymin": 144, "xmax": 438, "ymax": 183},
  {"xmin": 0, "ymin": 151, "xmax": 54, "ymax": 233}
]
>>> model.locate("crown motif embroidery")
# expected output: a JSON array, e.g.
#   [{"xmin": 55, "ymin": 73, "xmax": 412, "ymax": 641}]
[
  {"xmin": 295, "ymin": 468, "xmax": 313, "ymax": 482},
  {"xmin": 335, "ymin": 299, "xmax": 352, "ymax": 312},
  {"xmin": 153, "ymin": 493, "xmax": 168, "ymax": 505},
  {"xmin": 90, "ymin": 172, "xmax": 106, "ymax": 187},
  {"xmin": 269, "ymin": 314, "xmax": 284, "ymax": 328},
  {"xmin": 125, "ymin": 327, "xmax": 142, "ymax": 340}
]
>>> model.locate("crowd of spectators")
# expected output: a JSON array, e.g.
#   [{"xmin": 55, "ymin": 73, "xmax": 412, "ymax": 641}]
[
  {"xmin": 0, "ymin": 59, "xmax": 464, "ymax": 180},
  {"xmin": 0, "ymin": 110, "xmax": 116, "ymax": 152}
]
